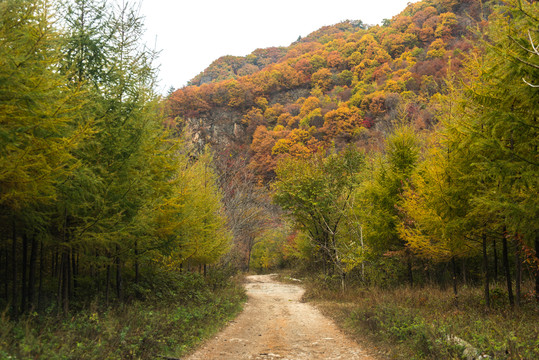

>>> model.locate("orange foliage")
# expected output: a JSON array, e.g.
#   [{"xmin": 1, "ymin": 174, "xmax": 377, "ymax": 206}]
[
  {"xmin": 435, "ymin": 12, "xmax": 458, "ymax": 40},
  {"xmin": 272, "ymin": 128, "xmax": 319, "ymax": 158},
  {"xmin": 322, "ymin": 105, "xmax": 365, "ymax": 140},
  {"xmin": 250, "ymin": 125, "xmax": 285, "ymax": 181},
  {"xmin": 169, "ymin": 86, "xmax": 211, "ymax": 118},
  {"xmin": 264, "ymin": 103, "xmax": 284, "ymax": 124},
  {"xmin": 326, "ymin": 51, "xmax": 345, "ymax": 69},
  {"xmin": 311, "ymin": 68, "xmax": 333, "ymax": 91},
  {"xmin": 299, "ymin": 97, "xmax": 321, "ymax": 118},
  {"xmin": 166, "ymin": 0, "xmax": 487, "ymax": 183},
  {"xmin": 412, "ymin": 6, "xmax": 438, "ymax": 27}
]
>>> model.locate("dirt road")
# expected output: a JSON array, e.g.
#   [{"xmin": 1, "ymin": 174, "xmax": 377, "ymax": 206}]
[{"xmin": 186, "ymin": 274, "xmax": 375, "ymax": 360}]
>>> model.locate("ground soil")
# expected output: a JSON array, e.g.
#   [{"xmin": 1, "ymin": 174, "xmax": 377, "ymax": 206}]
[{"xmin": 186, "ymin": 274, "xmax": 376, "ymax": 360}]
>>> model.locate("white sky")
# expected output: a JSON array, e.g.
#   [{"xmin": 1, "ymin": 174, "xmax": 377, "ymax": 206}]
[{"xmin": 140, "ymin": 0, "xmax": 418, "ymax": 93}]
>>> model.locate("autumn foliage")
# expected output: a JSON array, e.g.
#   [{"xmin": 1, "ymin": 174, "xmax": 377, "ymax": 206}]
[
  {"xmin": 168, "ymin": 0, "xmax": 490, "ymax": 181},
  {"xmin": 169, "ymin": 0, "xmax": 539, "ymax": 316}
]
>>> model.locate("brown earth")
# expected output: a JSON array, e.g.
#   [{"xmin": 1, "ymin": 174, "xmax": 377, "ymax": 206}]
[{"xmin": 186, "ymin": 274, "xmax": 376, "ymax": 360}]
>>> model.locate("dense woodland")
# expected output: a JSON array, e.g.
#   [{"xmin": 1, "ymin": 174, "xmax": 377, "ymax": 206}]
[
  {"xmin": 169, "ymin": 0, "xmax": 539, "ymax": 309},
  {"xmin": 0, "ymin": 0, "xmax": 538, "ymax": 357},
  {"xmin": 0, "ymin": 0, "xmax": 231, "ymax": 318}
]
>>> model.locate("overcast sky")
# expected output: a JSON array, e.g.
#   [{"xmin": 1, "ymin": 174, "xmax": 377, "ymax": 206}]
[{"xmin": 139, "ymin": 0, "xmax": 418, "ymax": 93}]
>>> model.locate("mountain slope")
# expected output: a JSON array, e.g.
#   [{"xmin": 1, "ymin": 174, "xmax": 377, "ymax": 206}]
[{"xmin": 168, "ymin": 0, "xmax": 490, "ymax": 182}]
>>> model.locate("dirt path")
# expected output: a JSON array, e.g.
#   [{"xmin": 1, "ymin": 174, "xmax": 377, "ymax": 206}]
[{"xmin": 186, "ymin": 274, "xmax": 375, "ymax": 360}]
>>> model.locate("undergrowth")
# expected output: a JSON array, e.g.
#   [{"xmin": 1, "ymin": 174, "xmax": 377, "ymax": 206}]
[
  {"xmin": 300, "ymin": 274, "xmax": 539, "ymax": 360},
  {"xmin": 0, "ymin": 270, "xmax": 246, "ymax": 359}
]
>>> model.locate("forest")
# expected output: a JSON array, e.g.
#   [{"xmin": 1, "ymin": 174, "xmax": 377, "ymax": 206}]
[
  {"xmin": 1, "ymin": 0, "xmax": 538, "ymax": 358},
  {"xmin": 169, "ymin": 0, "xmax": 538, "ymax": 306},
  {"xmin": 0, "ymin": 0, "xmax": 242, "ymax": 358}
]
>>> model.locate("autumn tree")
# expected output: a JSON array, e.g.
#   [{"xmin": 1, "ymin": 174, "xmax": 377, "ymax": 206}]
[
  {"xmin": 153, "ymin": 149, "xmax": 231, "ymax": 270},
  {"xmin": 50, "ymin": 0, "xmax": 166, "ymax": 310},
  {"xmin": 358, "ymin": 124, "xmax": 421, "ymax": 285},
  {"xmin": 447, "ymin": 0, "xmax": 539, "ymax": 304},
  {"xmin": 0, "ymin": 0, "xmax": 86, "ymax": 215},
  {"xmin": 0, "ymin": 0, "xmax": 93, "ymax": 315},
  {"xmin": 322, "ymin": 105, "xmax": 365, "ymax": 142},
  {"xmin": 273, "ymin": 146, "xmax": 364, "ymax": 287},
  {"xmin": 399, "ymin": 128, "xmax": 480, "ymax": 303},
  {"xmin": 214, "ymin": 146, "xmax": 273, "ymax": 270}
]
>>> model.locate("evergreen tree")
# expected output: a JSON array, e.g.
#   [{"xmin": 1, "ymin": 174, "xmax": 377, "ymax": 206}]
[
  {"xmin": 0, "ymin": 0, "xmax": 86, "ymax": 213},
  {"xmin": 358, "ymin": 124, "xmax": 421, "ymax": 285},
  {"xmin": 455, "ymin": 0, "xmax": 538, "ymax": 304},
  {"xmin": 0, "ymin": 0, "xmax": 89, "ymax": 314}
]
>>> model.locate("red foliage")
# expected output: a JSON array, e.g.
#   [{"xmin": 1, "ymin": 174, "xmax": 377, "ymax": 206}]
[{"xmin": 169, "ymin": 86, "xmax": 211, "ymax": 118}]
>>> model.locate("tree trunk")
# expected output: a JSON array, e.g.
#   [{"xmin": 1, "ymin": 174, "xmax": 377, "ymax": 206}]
[
  {"xmin": 21, "ymin": 233, "xmax": 28, "ymax": 312},
  {"xmin": 105, "ymin": 264, "xmax": 110, "ymax": 306},
  {"xmin": 407, "ymin": 256, "xmax": 414, "ymax": 287},
  {"xmin": 502, "ymin": 229, "xmax": 514, "ymax": 307},
  {"xmin": 492, "ymin": 239, "xmax": 498, "ymax": 282},
  {"xmin": 62, "ymin": 252, "xmax": 69, "ymax": 315},
  {"xmin": 71, "ymin": 249, "xmax": 78, "ymax": 297},
  {"xmin": 482, "ymin": 234, "xmax": 490, "ymax": 308},
  {"xmin": 462, "ymin": 258, "xmax": 467, "ymax": 286},
  {"xmin": 451, "ymin": 256, "xmax": 458, "ymax": 307},
  {"xmin": 38, "ymin": 241, "xmax": 44, "ymax": 312},
  {"xmin": 67, "ymin": 251, "xmax": 73, "ymax": 300},
  {"xmin": 247, "ymin": 237, "xmax": 253, "ymax": 272},
  {"xmin": 56, "ymin": 252, "xmax": 62, "ymax": 315},
  {"xmin": 535, "ymin": 234, "xmax": 539, "ymax": 303},
  {"xmin": 2, "ymin": 244, "xmax": 7, "ymax": 299},
  {"xmin": 95, "ymin": 251, "xmax": 100, "ymax": 293},
  {"xmin": 115, "ymin": 245, "xmax": 122, "ymax": 301},
  {"xmin": 514, "ymin": 239, "xmax": 521, "ymax": 308},
  {"xmin": 134, "ymin": 241, "xmax": 139, "ymax": 284},
  {"xmin": 28, "ymin": 236, "xmax": 37, "ymax": 309},
  {"xmin": 11, "ymin": 224, "xmax": 17, "ymax": 317},
  {"xmin": 52, "ymin": 248, "xmax": 57, "ymax": 278}
]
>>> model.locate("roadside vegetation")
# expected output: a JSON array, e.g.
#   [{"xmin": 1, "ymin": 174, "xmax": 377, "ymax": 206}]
[
  {"xmin": 288, "ymin": 271, "xmax": 539, "ymax": 360},
  {"xmin": 0, "ymin": 270, "xmax": 246, "ymax": 359}
]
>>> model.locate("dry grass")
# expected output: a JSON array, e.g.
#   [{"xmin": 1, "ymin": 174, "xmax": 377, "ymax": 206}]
[{"xmin": 300, "ymin": 276, "xmax": 539, "ymax": 360}]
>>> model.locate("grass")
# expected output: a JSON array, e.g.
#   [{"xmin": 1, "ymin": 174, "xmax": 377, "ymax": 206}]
[
  {"xmin": 297, "ymin": 274, "xmax": 539, "ymax": 360},
  {"xmin": 0, "ymin": 271, "xmax": 246, "ymax": 359}
]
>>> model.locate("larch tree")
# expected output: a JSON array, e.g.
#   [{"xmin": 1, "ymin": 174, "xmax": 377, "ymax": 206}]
[
  {"xmin": 151, "ymin": 147, "xmax": 231, "ymax": 270},
  {"xmin": 0, "ymin": 0, "xmax": 89, "ymax": 315},
  {"xmin": 0, "ymin": 0, "xmax": 234, "ymax": 317},
  {"xmin": 448, "ymin": 0, "xmax": 539, "ymax": 305},
  {"xmin": 358, "ymin": 124, "xmax": 421, "ymax": 286},
  {"xmin": 399, "ymin": 125, "xmax": 481, "ymax": 304}
]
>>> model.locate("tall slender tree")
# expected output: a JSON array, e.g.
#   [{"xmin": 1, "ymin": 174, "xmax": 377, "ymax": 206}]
[
  {"xmin": 0, "ymin": 0, "xmax": 90, "ymax": 314},
  {"xmin": 359, "ymin": 124, "xmax": 421, "ymax": 285},
  {"xmin": 460, "ymin": 0, "xmax": 538, "ymax": 304}
]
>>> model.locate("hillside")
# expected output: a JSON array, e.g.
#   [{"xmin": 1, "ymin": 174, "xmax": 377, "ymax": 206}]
[{"xmin": 168, "ymin": 0, "xmax": 487, "ymax": 182}]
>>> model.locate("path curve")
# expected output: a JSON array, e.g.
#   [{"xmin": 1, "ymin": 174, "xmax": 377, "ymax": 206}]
[{"xmin": 186, "ymin": 274, "xmax": 375, "ymax": 360}]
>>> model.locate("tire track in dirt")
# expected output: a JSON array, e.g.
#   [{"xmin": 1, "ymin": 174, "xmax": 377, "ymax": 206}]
[{"xmin": 186, "ymin": 274, "xmax": 376, "ymax": 360}]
